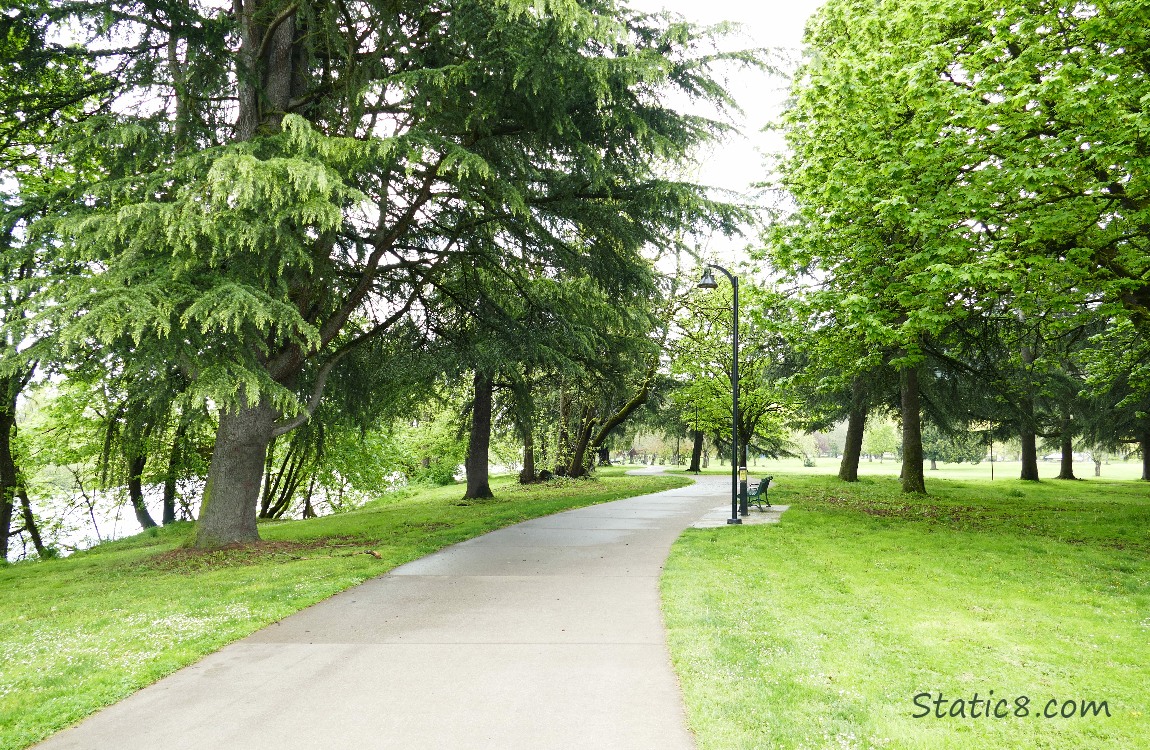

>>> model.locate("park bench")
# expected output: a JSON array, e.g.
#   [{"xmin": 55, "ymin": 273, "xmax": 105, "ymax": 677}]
[{"xmin": 748, "ymin": 475, "xmax": 773, "ymax": 510}]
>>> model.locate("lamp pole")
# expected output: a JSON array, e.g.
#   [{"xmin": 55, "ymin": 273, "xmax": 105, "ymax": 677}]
[
  {"xmin": 697, "ymin": 263, "xmax": 743, "ymax": 525},
  {"xmin": 694, "ymin": 403, "xmax": 700, "ymax": 475}
]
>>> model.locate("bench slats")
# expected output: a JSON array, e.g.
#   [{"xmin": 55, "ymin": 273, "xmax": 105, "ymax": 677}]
[{"xmin": 748, "ymin": 475, "xmax": 772, "ymax": 510}]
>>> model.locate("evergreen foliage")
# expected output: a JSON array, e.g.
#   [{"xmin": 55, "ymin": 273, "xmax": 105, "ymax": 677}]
[{"xmin": 3, "ymin": 0, "xmax": 756, "ymax": 548}]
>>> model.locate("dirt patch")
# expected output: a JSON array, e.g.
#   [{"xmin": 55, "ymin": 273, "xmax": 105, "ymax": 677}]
[
  {"xmin": 810, "ymin": 490, "xmax": 1150, "ymax": 553},
  {"xmin": 404, "ymin": 521, "xmax": 454, "ymax": 532},
  {"xmin": 145, "ymin": 536, "xmax": 377, "ymax": 573},
  {"xmin": 817, "ymin": 494, "xmax": 989, "ymax": 524}
]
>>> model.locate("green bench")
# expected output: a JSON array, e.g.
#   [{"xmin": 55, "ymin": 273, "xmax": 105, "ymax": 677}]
[{"xmin": 748, "ymin": 475, "xmax": 773, "ymax": 511}]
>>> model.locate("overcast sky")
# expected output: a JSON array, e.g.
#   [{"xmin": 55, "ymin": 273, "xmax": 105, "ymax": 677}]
[{"xmin": 628, "ymin": 0, "xmax": 827, "ymax": 258}]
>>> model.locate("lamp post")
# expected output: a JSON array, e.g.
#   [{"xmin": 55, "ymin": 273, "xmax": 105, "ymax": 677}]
[
  {"xmin": 697, "ymin": 263, "xmax": 743, "ymax": 525},
  {"xmin": 693, "ymin": 403, "xmax": 700, "ymax": 475}
]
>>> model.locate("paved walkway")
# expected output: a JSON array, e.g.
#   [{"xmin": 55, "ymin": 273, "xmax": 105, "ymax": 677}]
[{"xmin": 37, "ymin": 474, "xmax": 733, "ymax": 750}]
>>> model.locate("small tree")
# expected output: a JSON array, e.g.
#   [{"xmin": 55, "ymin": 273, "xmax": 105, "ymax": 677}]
[
  {"xmin": 921, "ymin": 424, "xmax": 984, "ymax": 471},
  {"xmin": 862, "ymin": 419, "xmax": 898, "ymax": 463}
]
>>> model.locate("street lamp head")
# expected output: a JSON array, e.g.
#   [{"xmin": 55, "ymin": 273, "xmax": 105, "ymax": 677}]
[{"xmin": 697, "ymin": 267, "xmax": 718, "ymax": 289}]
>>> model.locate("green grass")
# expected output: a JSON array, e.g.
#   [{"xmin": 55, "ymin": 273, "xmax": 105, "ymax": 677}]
[
  {"xmin": 0, "ymin": 469, "xmax": 689, "ymax": 750},
  {"xmin": 669, "ymin": 456, "xmax": 1146, "ymax": 482},
  {"xmin": 661, "ymin": 474, "xmax": 1150, "ymax": 750}
]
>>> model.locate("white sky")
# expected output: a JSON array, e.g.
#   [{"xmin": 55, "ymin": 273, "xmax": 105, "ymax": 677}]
[{"xmin": 629, "ymin": 0, "xmax": 828, "ymax": 260}]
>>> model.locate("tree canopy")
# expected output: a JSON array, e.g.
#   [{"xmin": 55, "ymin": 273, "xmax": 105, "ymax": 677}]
[
  {"xmin": 766, "ymin": 0, "xmax": 1150, "ymax": 493},
  {"xmin": 1, "ymin": 0, "xmax": 759, "ymax": 550}
]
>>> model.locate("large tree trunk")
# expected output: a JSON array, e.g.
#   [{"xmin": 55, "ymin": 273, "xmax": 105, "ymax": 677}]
[
  {"xmin": 1019, "ymin": 339, "xmax": 1040, "ymax": 481},
  {"xmin": 126, "ymin": 453, "xmax": 158, "ymax": 530},
  {"xmin": 0, "ymin": 488, "xmax": 11, "ymax": 562},
  {"xmin": 1141, "ymin": 432, "xmax": 1150, "ymax": 481},
  {"xmin": 900, "ymin": 366, "xmax": 926, "ymax": 494},
  {"xmin": 838, "ymin": 380, "xmax": 867, "ymax": 482},
  {"xmin": 1019, "ymin": 421, "xmax": 1040, "ymax": 481},
  {"xmin": 194, "ymin": 400, "xmax": 278, "ymax": 549},
  {"xmin": 688, "ymin": 430, "xmax": 704, "ymax": 472},
  {"xmin": 566, "ymin": 411, "xmax": 596, "ymax": 479},
  {"xmin": 519, "ymin": 426, "xmax": 536, "ymax": 484},
  {"xmin": 930, "ymin": 458, "xmax": 938, "ymax": 470},
  {"xmin": 1056, "ymin": 420, "xmax": 1076, "ymax": 480},
  {"xmin": 236, "ymin": 0, "xmax": 299, "ymax": 140},
  {"xmin": 0, "ymin": 410, "xmax": 16, "ymax": 561},
  {"xmin": 1, "ymin": 371, "xmax": 31, "ymax": 560},
  {"xmin": 464, "ymin": 370, "xmax": 494, "ymax": 499}
]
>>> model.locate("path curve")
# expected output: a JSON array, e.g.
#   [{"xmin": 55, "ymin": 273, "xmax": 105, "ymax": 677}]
[{"xmin": 36, "ymin": 475, "xmax": 729, "ymax": 750}]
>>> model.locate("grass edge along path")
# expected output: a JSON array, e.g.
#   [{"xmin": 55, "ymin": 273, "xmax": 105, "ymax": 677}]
[
  {"xmin": 1, "ymin": 470, "xmax": 691, "ymax": 750},
  {"xmin": 661, "ymin": 473, "xmax": 1150, "ymax": 750}
]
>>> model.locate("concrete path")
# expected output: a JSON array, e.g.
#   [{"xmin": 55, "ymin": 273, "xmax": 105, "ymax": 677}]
[{"xmin": 37, "ymin": 475, "xmax": 731, "ymax": 750}]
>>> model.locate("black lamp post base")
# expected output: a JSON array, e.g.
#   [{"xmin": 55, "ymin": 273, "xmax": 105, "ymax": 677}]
[{"xmin": 726, "ymin": 518, "xmax": 743, "ymax": 525}]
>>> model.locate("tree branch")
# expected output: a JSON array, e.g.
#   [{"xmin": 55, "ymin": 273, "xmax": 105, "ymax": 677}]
[
  {"xmin": 255, "ymin": 2, "xmax": 300, "ymax": 65},
  {"xmin": 590, "ymin": 361, "xmax": 657, "ymax": 448},
  {"xmin": 271, "ymin": 352, "xmax": 346, "ymax": 437}
]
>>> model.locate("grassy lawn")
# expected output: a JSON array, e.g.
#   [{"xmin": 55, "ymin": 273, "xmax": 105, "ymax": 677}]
[
  {"xmin": 0, "ymin": 469, "xmax": 689, "ymax": 750},
  {"xmin": 661, "ymin": 473, "xmax": 1150, "ymax": 750},
  {"xmin": 669, "ymin": 456, "xmax": 1146, "ymax": 482}
]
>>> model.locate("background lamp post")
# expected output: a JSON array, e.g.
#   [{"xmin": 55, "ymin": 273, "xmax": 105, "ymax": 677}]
[
  {"xmin": 693, "ymin": 403, "xmax": 700, "ymax": 475},
  {"xmin": 697, "ymin": 264, "xmax": 742, "ymax": 525},
  {"xmin": 738, "ymin": 465, "xmax": 748, "ymax": 516}
]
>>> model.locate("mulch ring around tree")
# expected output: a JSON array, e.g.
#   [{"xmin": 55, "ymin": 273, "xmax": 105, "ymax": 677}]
[{"xmin": 144, "ymin": 537, "xmax": 382, "ymax": 573}]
